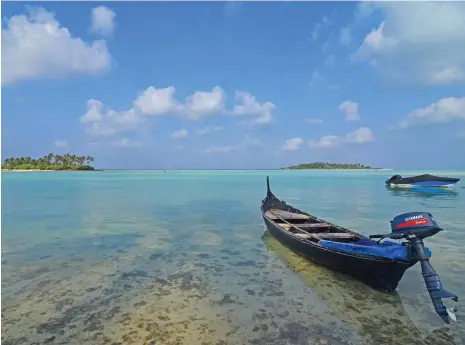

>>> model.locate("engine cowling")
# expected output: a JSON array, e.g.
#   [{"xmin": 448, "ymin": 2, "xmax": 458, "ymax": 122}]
[
  {"xmin": 390, "ymin": 212, "xmax": 442, "ymax": 239},
  {"xmin": 385, "ymin": 174, "xmax": 402, "ymax": 184}
]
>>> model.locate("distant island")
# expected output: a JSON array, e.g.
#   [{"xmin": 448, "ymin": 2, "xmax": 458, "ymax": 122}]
[
  {"xmin": 2, "ymin": 154, "xmax": 95, "ymax": 171},
  {"xmin": 282, "ymin": 162, "xmax": 381, "ymax": 170}
]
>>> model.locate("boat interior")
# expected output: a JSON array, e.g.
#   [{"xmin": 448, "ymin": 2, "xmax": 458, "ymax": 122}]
[{"xmin": 265, "ymin": 208, "xmax": 366, "ymax": 244}]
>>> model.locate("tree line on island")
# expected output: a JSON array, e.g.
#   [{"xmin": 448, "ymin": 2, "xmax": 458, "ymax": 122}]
[
  {"xmin": 2, "ymin": 154, "xmax": 95, "ymax": 171},
  {"xmin": 282, "ymin": 162, "xmax": 380, "ymax": 170}
]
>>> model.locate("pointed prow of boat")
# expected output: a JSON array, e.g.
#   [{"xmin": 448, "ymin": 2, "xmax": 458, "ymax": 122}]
[
  {"xmin": 266, "ymin": 175, "xmax": 273, "ymax": 197},
  {"xmin": 261, "ymin": 176, "xmax": 458, "ymax": 324},
  {"xmin": 385, "ymin": 174, "xmax": 460, "ymax": 188}
]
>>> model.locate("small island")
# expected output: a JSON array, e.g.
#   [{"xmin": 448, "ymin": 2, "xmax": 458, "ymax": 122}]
[
  {"xmin": 282, "ymin": 162, "xmax": 381, "ymax": 170},
  {"xmin": 2, "ymin": 154, "xmax": 95, "ymax": 171}
]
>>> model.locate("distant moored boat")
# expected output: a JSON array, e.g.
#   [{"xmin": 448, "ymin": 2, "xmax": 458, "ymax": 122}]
[{"xmin": 385, "ymin": 174, "xmax": 460, "ymax": 188}]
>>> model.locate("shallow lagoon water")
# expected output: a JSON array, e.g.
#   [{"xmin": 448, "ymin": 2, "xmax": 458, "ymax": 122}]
[{"xmin": 1, "ymin": 170, "xmax": 465, "ymax": 345}]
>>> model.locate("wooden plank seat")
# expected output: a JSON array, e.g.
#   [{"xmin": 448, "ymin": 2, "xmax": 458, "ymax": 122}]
[
  {"xmin": 277, "ymin": 222, "xmax": 329, "ymax": 230},
  {"xmin": 265, "ymin": 209, "xmax": 310, "ymax": 220},
  {"xmin": 294, "ymin": 223, "xmax": 330, "ymax": 228},
  {"xmin": 294, "ymin": 232, "xmax": 357, "ymax": 240}
]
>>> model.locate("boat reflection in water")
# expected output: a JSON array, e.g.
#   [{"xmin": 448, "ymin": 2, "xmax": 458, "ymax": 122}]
[
  {"xmin": 261, "ymin": 230, "xmax": 458, "ymax": 345},
  {"xmin": 385, "ymin": 185, "xmax": 459, "ymax": 199}
]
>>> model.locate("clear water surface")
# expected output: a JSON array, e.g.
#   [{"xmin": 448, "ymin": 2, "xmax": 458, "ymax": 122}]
[{"xmin": 2, "ymin": 169, "xmax": 465, "ymax": 345}]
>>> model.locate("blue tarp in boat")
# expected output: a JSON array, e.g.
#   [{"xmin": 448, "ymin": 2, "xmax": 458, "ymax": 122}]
[{"xmin": 319, "ymin": 238, "xmax": 432, "ymax": 260}]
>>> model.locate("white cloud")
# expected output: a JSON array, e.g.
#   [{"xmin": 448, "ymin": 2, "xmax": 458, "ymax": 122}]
[
  {"xmin": 345, "ymin": 127, "xmax": 375, "ymax": 144},
  {"xmin": 80, "ymin": 99, "xmax": 104, "ymax": 123},
  {"xmin": 80, "ymin": 86, "xmax": 273, "ymax": 136},
  {"xmin": 230, "ymin": 91, "xmax": 276, "ymax": 125},
  {"xmin": 111, "ymin": 138, "xmax": 144, "ymax": 148},
  {"xmin": 2, "ymin": 7, "xmax": 111, "ymax": 86},
  {"xmin": 311, "ymin": 16, "xmax": 332, "ymax": 42},
  {"xmin": 309, "ymin": 127, "xmax": 375, "ymax": 148},
  {"xmin": 396, "ymin": 97, "xmax": 465, "ymax": 129},
  {"xmin": 170, "ymin": 128, "xmax": 188, "ymax": 139},
  {"xmin": 351, "ymin": 2, "xmax": 465, "ymax": 85},
  {"xmin": 352, "ymin": 21, "xmax": 398, "ymax": 62},
  {"xmin": 133, "ymin": 86, "xmax": 180, "ymax": 116},
  {"xmin": 339, "ymin": 27, "xmax": 352, "ymax": 46},
  {"xmin": 308, "ymin": 135, "xmax": 342, "ymax": 148},
  {"xmin": 182, "ymin": 86, "xmax": 226, "ymax": 120},
  {"xmin": 196, "ymin": 126, "xmax": 224, "ymax": 135},
  {"xmin": 338, "ymin": 101, "xmax": 360, "ymax": 121},
  {"xmin": 305, "ymin": 118, "xmax": 323, "ymax": 124},
  {"xmin": 91, "ymin": 6, "xmax": 116, "ymax": 36},
  {"xmin": 133, "ymin": 85, "xmax": 226, "ymax": 120},
  {"xmin": 282, "ymin": 137, "xmax": 303, "ymax": 151},
  {"xmin": 54, "ymin": 139, "xmax": 69, "ymax": 149},
  {"xmin": 80, "ymin": 99, "xmax": 142, "ymax": 136}
]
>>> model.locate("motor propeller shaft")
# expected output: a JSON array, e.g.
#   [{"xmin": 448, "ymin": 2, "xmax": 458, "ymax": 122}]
[{"xmin": 411, "ymin": 238, "xmax": 458, "ymax": 324}]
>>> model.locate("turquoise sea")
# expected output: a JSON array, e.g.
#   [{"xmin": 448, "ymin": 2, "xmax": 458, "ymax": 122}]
[{"xmin": 2, "ymin": 170, "xmax": 465, "ymax": 345}]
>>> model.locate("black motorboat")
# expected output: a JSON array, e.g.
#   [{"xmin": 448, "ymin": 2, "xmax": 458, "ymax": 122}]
[
  {"xmin": 261, "ymin": 176, "xmax": 458, "ymax": 324},
  {"xmin": 385, "ymin": 174, "xmax": 460, "ymax": 188}
]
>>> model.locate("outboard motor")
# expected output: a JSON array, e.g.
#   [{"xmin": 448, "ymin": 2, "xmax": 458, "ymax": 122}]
[
  {"xmin": 370, "ymin": 212, "xmax": 458, "ymax": 324},
  {"xmin": 385, "ymin": 174, "xmax": 402, "ymax": 184}
]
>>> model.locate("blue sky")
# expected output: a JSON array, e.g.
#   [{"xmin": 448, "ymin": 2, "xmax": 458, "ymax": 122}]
[{"xmin": 2, "ymin": 1, "xmax": 465, "ymax": 169}]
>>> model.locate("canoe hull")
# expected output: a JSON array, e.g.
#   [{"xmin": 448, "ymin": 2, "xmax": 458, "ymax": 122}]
[{"xmin": 263, "ymin": 216, "xmax": 416, "ymax": 292}]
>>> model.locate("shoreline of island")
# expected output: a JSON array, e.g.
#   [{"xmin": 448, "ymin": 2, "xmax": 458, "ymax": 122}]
[
  {"xmin": 283, "ymin": 168, "xmax": 387, "ymax": 171},
  {"xmin": 2, "ymin": 169, "xmax": 103, "ymax": 172},
  {"xmin": 2, "ymin": 154, "xmax": 96, "ymax": 172},
  {"xmin": 281, "ymin": 162, "xmax": 383, "ymax": 170}
]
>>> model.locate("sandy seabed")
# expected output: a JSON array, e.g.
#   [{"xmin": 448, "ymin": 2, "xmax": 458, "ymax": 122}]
[
  {"xmin": 2, "ymin": 246, "xmax": 357, "ymax": 345},
  {"xmin": 3, "ymin": 239, "xmax": 462, "ymax": 345}
]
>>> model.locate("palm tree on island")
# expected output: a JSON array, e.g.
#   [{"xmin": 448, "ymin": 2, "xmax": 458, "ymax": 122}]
[{"xmin": 2, "ymin": 154, "xmax": 96, "ymax": 171}]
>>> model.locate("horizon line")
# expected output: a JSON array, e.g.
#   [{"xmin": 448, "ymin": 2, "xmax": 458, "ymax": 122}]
[{"xmin": 92, "ymin": 168, "xmax": 465, "ymax": 171}]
